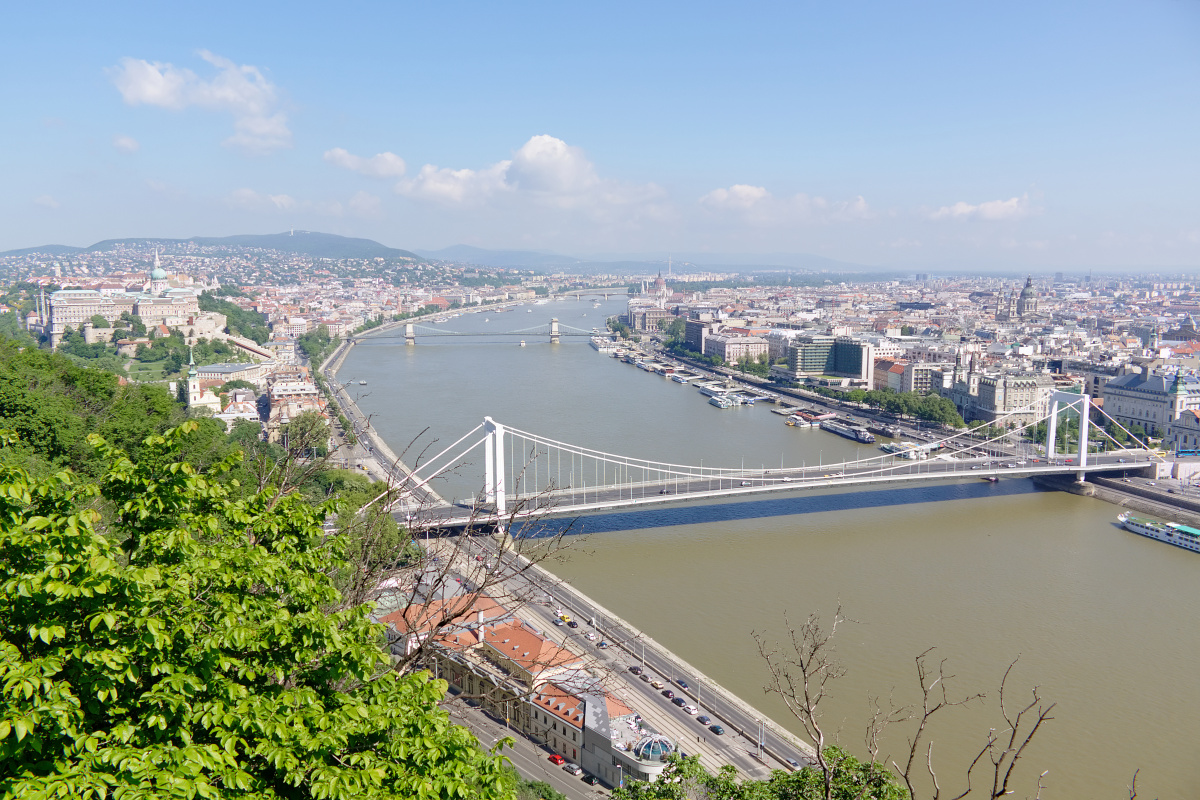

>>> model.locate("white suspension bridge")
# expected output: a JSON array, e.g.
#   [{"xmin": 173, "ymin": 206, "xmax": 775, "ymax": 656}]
[{"xmin": 380, "ymin": 391, "xmax": 1160, "ymax": 528}]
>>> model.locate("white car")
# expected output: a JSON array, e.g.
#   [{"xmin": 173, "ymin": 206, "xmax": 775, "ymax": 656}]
[
  {"xmin": 585, "ymin": 632, "xmax": 597, "ymax": 641},
  {"xmin": 683, "ymin": 705, "xmax": 699, "ymax": 715},
  {"xmin": 562, "ymin": 763, "xmax": 583, "ymax": 776}
]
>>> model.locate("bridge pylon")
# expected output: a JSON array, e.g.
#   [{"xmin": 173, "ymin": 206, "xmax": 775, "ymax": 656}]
[
  {"xmin": 483, "ymin": 417, "xmax": 507, "ymax": 514},
  {"xmin": 549, "ymin": 318, "xmax": 560, "ymax": 344},
  {"xmin": 404, "ymin": 322, "xmax": 416, "ymax": 346},
  {"xmin": 1045, "ymin": 390, "xmax": 1091, "ymax": 478}
]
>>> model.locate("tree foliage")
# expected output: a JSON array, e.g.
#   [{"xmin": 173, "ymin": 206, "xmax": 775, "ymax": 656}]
[
  {"xmin": 198, "ymin": 293, "xmax": 271, "ymax": 345},
  {"xmin": 0, "ymin": 423, "xmax": 514, "ymax": 800},
  {"xmin": 614, "ymin": 753, "xmax": 906, "ymax": 800}
]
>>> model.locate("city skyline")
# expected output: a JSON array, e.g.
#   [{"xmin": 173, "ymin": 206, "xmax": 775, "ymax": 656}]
[{"xmin": 3, "ymin": 1, "xmax": 1199, "ymax": 270}]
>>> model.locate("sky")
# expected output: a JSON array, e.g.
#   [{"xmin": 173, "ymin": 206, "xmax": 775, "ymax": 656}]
[{"xmin": 2, "ymin": 0, "xmax": 1199, "ymax": 270}]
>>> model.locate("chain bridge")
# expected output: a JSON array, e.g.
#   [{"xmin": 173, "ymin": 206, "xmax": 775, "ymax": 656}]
[{"xmin": 357, "ymin": 317, "xmax": 600, "ymax": 345}]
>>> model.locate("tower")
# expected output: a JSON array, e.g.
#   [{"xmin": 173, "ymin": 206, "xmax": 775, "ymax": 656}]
[
  {"xmin": 1171, "ymin": 370, "xmax": 1189, "ymax": 422},
  {"xmin": 186, "ymin": 346, "xmax": 201, "ymax": 406},
  {"xmin": 150, "ymin": 247, "xmax": 170, "ymax": 294}
]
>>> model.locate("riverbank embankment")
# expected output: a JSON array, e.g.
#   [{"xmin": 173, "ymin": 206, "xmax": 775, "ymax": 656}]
[{"xmin": 502, "ymin": 538, "xmax": 818, "ymax": 769}]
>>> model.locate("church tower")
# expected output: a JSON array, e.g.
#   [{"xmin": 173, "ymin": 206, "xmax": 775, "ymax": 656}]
[
  {"xmin": 186, "ymin": 346, "xmax": 202, "ymax": 407},
  {"xmin": 1171, "ymin": 370, "xmax": 1189, "ymax": 422}
]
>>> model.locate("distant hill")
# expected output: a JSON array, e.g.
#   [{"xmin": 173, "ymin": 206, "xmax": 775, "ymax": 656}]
[
  {"xmin": 414, "ymin": 245, "xmax": 583, "ymax": 268},
  {"xmin": 0, "ymin": 244, "xmax": 88, "ymax": 257},
  {"xmin": 2, "ymin": 232, "xmax": 423, "ymax": 261},
  {"xmin": 415, "ymin": 244, "xmax": 876, "ymax": 274}
]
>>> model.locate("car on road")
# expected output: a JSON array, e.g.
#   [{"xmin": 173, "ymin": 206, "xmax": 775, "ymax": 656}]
[
  {"xmin": 661, "ymin": 689, "xmax": 675, "ymax": 699},
  {"xmin": 585, "ymin": 632, "xmax": 597, "ymax": 640},
  {"xmin": 563, "ymin": 763, "xmax": 583, "ymax": 776},
  {"xmin": 740, "ymin": 481, "xmax": 752, "ymax": 486},
  {"xmin": 582, "ymin": 775, "xmax": 601, "ymax": 785},
  {"xmin": 709, "ymin": 725, "xmax": 725, "ymax": 735},
  {"xmin": 554, "ymin": 618, "xmax": 565, "ymax": 626},
  {"xmin": 629, "ymin": 665, "xmax": 642, "ymax": 675},
  {"xmin": 671, "ymin": 696, "xmax": 687, "ymax": 707},
  {"xmin": 567, "ymin": 620, "xmax": 579, "ymax": 628},
  {"xmin": 697, "ymin": 715, "xmax": 712, "ymax": 725},
  {"xmin": 676, "ymin": 678, "xmax": 690, "ymax": 689},
  {"xmin": 970, "ymin": 464, "xmax": 982, "ymax": 470},
  {"xmin": 1117, "ymin": 457, "xmax": 1129, "ymax": 463},
  {"xmin": 640, "ymin": 673, "xmax": 651, "ymax": 682},
  {"xmin": 597, "ymin": 640, "xmax": 609, "ymax": 648},
  {"xmin": 683, "ymin": 705, "xmax": 698, "ymax": 715},
  {"xmin": 785, "ymin": 758, "xmax": 801, "ymax": 770},
  {"xmin": 650, "ymin": 680, "xmax": 664, "ymax": 689},
  {"xmin": 548, "ymin": 754, "xmax": 566, "ymax": 765}
]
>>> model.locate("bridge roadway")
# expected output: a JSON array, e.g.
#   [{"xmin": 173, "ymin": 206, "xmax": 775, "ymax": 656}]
[{"xmin": 414, "ymin": 451, "xmax": 1153, "ymax": 529}]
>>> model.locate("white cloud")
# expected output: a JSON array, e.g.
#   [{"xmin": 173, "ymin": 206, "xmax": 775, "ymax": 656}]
[
  {"xmin": 699, "ymin": 184, "xmax": 770, "ymax": 211},
  {"xmin": 393, "ymin": 135, "xmax": 662, "ymax": 216},
  {"xmin": 324, "ymin": 148, "xmax": 407, "ymax": 178},
  {"xmin": 33, "ymin": 195, "xmax": 59, "ymax": 209},
  {"xmin": 507, "ymin": 135, "xmax": 598, "ymax": 194},
  {"xmin": 108, "ymin": 50, "xmax": 290, "ymax": 154},
  {"xmin": 348, "ymin": 190, "xmax": 382, "ymax": 217},
  {"xmin": 928, "ymin": 194, "xmax": 1031, "ymax": 221},
  {"xmin": 112, "ymin": 134, "xmax": 140, "ymax": 153},
  {"xmin": 699, "ymin": 184, "xmax": 871, "ymax": 224},
  {"xmin": 225, "ymin": 187, "xmax": 295, "ymax": 211}
]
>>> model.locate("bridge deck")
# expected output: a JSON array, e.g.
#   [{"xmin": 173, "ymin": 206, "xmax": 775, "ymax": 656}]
[{"xmin": 418, "ymin": 456, "xmax": 1149, "ymax": 528}]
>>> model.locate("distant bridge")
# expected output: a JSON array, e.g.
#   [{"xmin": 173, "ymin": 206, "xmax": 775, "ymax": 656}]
[
  {"xmin": 359, "ymin": 318, "xmax": 601, "ymax": 345},
  {"xmin": 378, "ymin": 392, "xmax": 1163, "ymax": 529}
]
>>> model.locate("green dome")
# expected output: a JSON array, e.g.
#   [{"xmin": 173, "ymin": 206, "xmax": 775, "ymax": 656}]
[{"xmin": 151, "ymin": 266, "xmax": 168, "ymax": 280}]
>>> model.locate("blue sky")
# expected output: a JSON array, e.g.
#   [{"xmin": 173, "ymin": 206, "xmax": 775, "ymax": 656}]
[{"xmin": 3, "ymin": 0, "xmax": 1198, "ymax": 270}]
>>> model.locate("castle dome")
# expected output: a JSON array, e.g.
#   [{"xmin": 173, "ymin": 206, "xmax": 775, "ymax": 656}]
[
  {"xmin": 1019, "ymin": 276, "xmax": 1035, "ymax": 298},
  {"xmin": 151, "ymin": 266, "xmax": 168, "ymax": 280}
]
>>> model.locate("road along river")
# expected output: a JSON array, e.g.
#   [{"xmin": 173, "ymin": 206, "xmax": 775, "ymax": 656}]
[{"xmin": 342, "ymin": 297, "xmax": 1200, "ymax": 799}]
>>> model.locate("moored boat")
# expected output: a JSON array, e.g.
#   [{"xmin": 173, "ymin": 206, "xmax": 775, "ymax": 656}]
[
  {"xmin": 1117, "ymin": 512, "xmax": 1200, "ymax": 553},
  {"xmin": 709, "ymin": 395, "xmax": 736, "ymax": 409},
  {"xmin": 819, "ymin": 418, "xmax": 876, "ymax": 443}
]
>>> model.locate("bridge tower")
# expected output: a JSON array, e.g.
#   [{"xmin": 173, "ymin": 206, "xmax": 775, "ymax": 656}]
[
  {"xmin": 1045, "ymin": 391, "xmax": 1091, "ymax": 479},
  {"xmin": 483, "ymin": 417, "xmax": 507, "ymax": 514},
  {"xmin": 549, "ymin": 318, "xmax": 561, "ymax": 344},
  {"xmin": 404, "ymin": 322, "xmax": 416, "ymax": 346}
]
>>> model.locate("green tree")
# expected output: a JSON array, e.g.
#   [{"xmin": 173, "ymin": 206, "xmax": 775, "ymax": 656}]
[{"xmin": 0, "ymin": 423, "xmax": 514, "ymax": 800}]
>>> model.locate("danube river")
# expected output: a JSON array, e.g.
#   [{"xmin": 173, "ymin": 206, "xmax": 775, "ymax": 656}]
[{"xmin": 342, "ymin": 297, "xmax": 1198, "ymax": 799}]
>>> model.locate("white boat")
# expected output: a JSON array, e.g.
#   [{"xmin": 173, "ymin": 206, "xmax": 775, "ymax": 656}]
[
  {"xmin": 1117, "ymin": 512, "xmax": 1200, "ymax": 553},
  {"xmin": 709, "ymin": 395, "xmax": 736, "ymax": 409},
  {"xmin": 519, "ymin": 340, "xmax": 526, "ymax": 347}
]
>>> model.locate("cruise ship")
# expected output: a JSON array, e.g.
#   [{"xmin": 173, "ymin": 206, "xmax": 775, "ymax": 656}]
[
  {"xmin": 709, "ymin": 395, "xmax": 737, "ymax": 409},
  {"xmin": 1117, "ymin": 513, "xmax": 1200, "ymax": 553},
  {"xmin": 590, "ymin": 336, "xmax": 621, "ymax": 353},
  {"xmin": 819, "ymin": 418, "xmax": 876, "ymax": 443}
]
